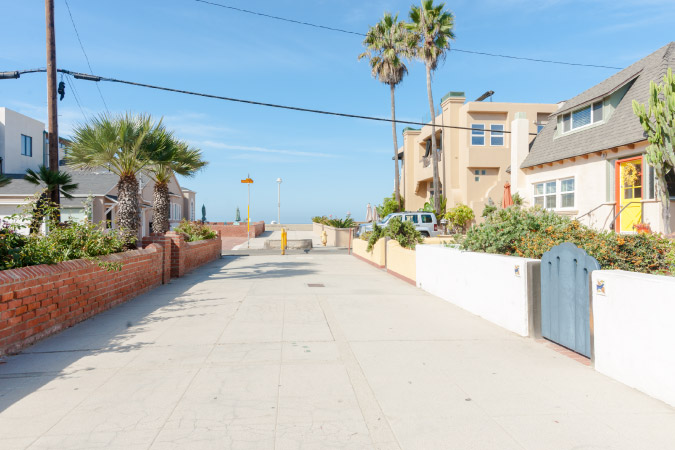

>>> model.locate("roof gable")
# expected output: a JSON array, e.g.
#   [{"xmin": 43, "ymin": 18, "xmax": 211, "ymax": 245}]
[{"xmin": 522, "ymin": 42, "xmax": 675, "ymax": 168}]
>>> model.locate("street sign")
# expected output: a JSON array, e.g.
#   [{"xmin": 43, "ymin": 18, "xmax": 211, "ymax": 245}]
[{"xmin": 241, "ymin": 178, "xmax": 253, "ymax": 184}]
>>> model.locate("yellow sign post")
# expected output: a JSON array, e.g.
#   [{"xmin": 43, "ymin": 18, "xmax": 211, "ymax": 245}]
[{"xmin": 241, "ymin": 176, "xmax": 253, "ymax": 248}]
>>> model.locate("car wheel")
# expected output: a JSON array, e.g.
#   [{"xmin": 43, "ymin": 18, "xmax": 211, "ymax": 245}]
[{"xmin": 420, "ymin": 231, "xmax": 430, "ymax": 237}]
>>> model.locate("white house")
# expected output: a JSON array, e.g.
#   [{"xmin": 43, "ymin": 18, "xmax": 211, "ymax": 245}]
[{"xmin": 510, "ymin": 42, "xmax": 675, "ymax": 234}]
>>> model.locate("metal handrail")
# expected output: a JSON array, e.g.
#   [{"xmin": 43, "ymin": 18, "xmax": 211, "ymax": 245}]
[
  {"xmin": 576, "ymin": 203, "xmax": 612, "ymax": 221},
  {"xmin": 608, "ymin": 201, "xmax": 641, "ymax": 230}
]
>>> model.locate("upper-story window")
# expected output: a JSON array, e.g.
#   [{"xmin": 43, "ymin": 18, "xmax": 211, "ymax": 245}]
[
  {"xmin": 490, "ymin": 124, "xmax": 504, "ymax": 146},
  {"xmin": 559, "ymin": 101, "xmax": 603, "ymax": 133},
  {"xmin": 21, "ymin": 134, "xmax": 32, "ymax": 156},
  {"xmin": 471, "ymin": 124, "xmax": 485, "ymax": 146},
  {"xmin": 537, "ymin": 124, "xmax": 545, "ymax": 133}
]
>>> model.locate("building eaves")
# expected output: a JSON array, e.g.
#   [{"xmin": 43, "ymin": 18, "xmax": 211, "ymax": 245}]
[{"xmin": 522, "ymin": 42, "xmax": 674, "ymax": 169}]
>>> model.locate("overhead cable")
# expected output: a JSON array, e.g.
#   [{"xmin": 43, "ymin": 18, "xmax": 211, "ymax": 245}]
[
  {"xmin": 192, "ymin": 0, "xmax": 623, "ymax": 70},
  {"xmin": 4, "ymin": 68, "xmax": 540, "ymax": 135}
]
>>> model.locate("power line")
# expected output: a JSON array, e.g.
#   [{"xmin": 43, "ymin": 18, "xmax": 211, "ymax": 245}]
[
  {"xmin": 192, "ymin": 0, "xmax": 623, "ymax": 70},
  {"xmin": 63, "ymin": 73, "xmax": 86, "ymax": 120},
  {"xmin": 63, "ymin": 0, "xmax": 109, "ymax": 112},
  {"xmin": 4, "ymin": 67, "xmax": 540, "ymax": 136}
]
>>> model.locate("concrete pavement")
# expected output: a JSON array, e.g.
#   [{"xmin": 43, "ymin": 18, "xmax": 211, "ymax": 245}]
[{"xmin": 0, "ymin": 252, "xmax": 674, "ymax": 449}]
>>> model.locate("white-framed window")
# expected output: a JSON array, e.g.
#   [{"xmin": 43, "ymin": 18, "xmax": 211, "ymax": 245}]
[
  {"xmin": 533, "ymin": 178, "xmax": 575, "ymax": 209},
  {"xmin": 21, "ymin": 134, "xmax": 32, "ymax": 156},
  {"xmin": 560, "ymin": 178, "xmax": 575, "ymax": 208},
  {"xmin": 559, "ymin": 101, "xmax": 603, "ymax": 134},
  {"xmin": 537, "ymin": 124, "xmax": 545, "ymax": 134},
  {"xmin": 471, "ymin": 124, "xmax": 485, "ymax": 146},
  {"xmin": 490, "ymin": 124, "xmax": 504, "ymax": 146}
]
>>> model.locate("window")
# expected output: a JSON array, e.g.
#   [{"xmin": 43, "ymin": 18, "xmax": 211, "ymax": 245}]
[
  {"xmin": 560, "ymin": 101, "xmax": 604, "ymax": 134},
  {"xmin": 191, "ymin": 201, "xmax": 195, "ymax": 221},
  {"xmin": 560, "ymin": 178, "xmax": 575, "ymax": 208},
  {"xmin": 471, "ymin": 124, "xmax": 485, "ymax": 146},
  {"xmin": 534, "ymin": 181, "xmax": 557, "ymax": 209},
  {"xmin": 537, "ymin": 124, "xmax": 545, "ymax": 134},
  {"xmin": 474, "ymin": 169, "xmax": 487, "ymax": 182},
  {"xmin": 534, "ymin": 178, "xmax": 576, "ymax": 209},
  {"xmin": 490, "ymin": 124, "xmax": 504, "ymax": 146},
  {"xmin": 21, "ymin": 135, "xmax": 32, "ymax": 156},
  {"xmin": 403, "ymin": 214, "xmax": 418, "ymax": 223},
  {"xmin": 421, "ymin": 214, "xmax": 433, "ymax": 224}
]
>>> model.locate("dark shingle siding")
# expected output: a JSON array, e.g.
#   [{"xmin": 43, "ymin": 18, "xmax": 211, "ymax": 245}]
[{"xmin": 522, "ymin": 42, "xmax": 674, "ymax": 168}]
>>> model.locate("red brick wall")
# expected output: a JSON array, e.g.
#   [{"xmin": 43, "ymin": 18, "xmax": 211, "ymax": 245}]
[
  {"xmin": 0, "ymin": 245, "xmax": 164, "ymax": 356},
  {"xmin": 205, "ymin": 221, "xmax": 265, "ymax": 238},
  {"xmin": 184, "ymin": 237, "xmax": 222, "ymax": 274}
]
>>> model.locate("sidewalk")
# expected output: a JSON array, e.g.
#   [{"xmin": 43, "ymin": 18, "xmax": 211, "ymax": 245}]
[{"xmin": 0, "ymin": 253, "xmax": 673, "ymax": 449}]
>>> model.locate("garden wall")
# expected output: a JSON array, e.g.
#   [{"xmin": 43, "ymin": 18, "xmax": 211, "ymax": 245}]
[
  {"xmin": 591, "ymin": 270, "xmax": 675, "ymax": 407},
  {"xmin": 0, "ymin": 233, "xmax": 223, "ymax": 356},
  {"xmin": 0, "ymin": 245, "xmax": 164, "ymax": 356},
  {"xmin": 205, "ymin": 221, "xmax": 265, "ymax": 238},
  {"xmin": 324, "ymin": 226, "xmax": 354, "ymax": 247},
  {"xmin": 352, "ymin": 238, "xmax": 385, "ymax": 268},
  {"xmin": 416, "ymin": 245, "xmax": 539, "ymax": 337},
  {"xmin": 386, "ymin": 240, "xmax": 416, "ymax": 284}
]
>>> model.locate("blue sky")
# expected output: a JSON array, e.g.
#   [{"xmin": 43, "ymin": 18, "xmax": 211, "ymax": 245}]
[{"xmin": 1, "ymin": 0, "xmax": 673, "ymax": 223}]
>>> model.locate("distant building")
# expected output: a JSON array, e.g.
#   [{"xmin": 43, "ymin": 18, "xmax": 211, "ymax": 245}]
[
  {"xmin": 398, "ymin": 93, "xmax": 557, "ymax": 217},
  {"xmin": 0, "ymin": 107, "xmax": 197, "ymax": 238},
  {"xmin": 513, "ymin": 42, "xmax": 675, "ymax": 234}
]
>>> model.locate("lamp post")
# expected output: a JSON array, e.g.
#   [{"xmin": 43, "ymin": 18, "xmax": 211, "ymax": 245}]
[
  {"xmin": 276, "ymin": 178, "xmax": 282, "ymax": 225},
  {"xmin": 241, "ymin": 175, "xmax": 254, "ymax": 248}
]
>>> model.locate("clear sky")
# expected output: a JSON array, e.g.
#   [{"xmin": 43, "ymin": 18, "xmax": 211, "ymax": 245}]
[{"xmin": 1, "ymin": 0, "xmax": 673, "ymax": 223}]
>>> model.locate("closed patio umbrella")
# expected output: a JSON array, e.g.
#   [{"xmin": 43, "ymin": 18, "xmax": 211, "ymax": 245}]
[
  {"xmin": 503, "ymin": 182, "xmax": 513, "ymax": 208},
  {"xmin": 366, "ymin": 203, "xmax": 373, "ymax": 222},
  {"xmin": 372, "ymin": 207, "xmax": 379, "ymax": 222}
]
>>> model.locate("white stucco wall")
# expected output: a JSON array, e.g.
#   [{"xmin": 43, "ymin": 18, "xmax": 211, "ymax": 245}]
[
  {"xmin": 0, "ymin": 108, "xmax": 45, "ymax": 174},
  {"xmin": 416, "ymin": 245, "xmax": 535, "ymax": 336},
  {"xmin": 592, "ymin": 270, "xmax": 675, "ymax": 407}
]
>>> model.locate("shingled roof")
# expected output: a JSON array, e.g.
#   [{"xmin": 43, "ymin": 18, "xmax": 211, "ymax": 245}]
[
  {"xmin": 522, "ymin": 42, "xmax": 675, "ymax": 168},
  {"xmin": 0, "ymin": 168, "xmax": 118, "ymax": 197}
]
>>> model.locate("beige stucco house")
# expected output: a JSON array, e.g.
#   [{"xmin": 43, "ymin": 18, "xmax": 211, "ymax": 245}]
[
  {"xmin": 399, "ymin": 93, "xmax": 558, "ymax": 216},
  {"xmin": 513, "ymin": 42, "xmax": 675, "ymax": 234},
  {"xmin": 0, "ymin": 108, "xmax": 197, "ymax": 238}
]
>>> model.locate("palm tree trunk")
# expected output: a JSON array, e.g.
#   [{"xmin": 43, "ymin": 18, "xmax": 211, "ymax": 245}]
[
  {"xmin": 29, "ymin": 193, "xmax": 47, "ymax": 235},
  {"xmin": 117, "ymin": 174, "xmax": 140, "ymax": 248},
  {"xmin": 390, "ymin": 83, "xmax": 401, "ymax": 211},
  {"xmin": 152, "ymin": 182, "xmax": 170, "ymax": 234},
  {"xmin": 49, "ymin": 187, "xmax": 61, "ymax": 223},
  {"xmin": 426, "ymin": 62, "xmax": 440, "ymax": 214}
]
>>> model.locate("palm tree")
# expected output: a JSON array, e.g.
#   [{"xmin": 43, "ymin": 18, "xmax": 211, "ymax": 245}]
[
  {"xmin": 408, "ymin": 0, "xmax": 455, "ymax": 213},
  {"xmin": 0, "ymin": 174, "xmax": 10, "ymax": 188},
  {"xmin": 24, "ymin": 165, "xmax": 79, "ymax": 233},
  {"xmin": 359, "ymin": 13, "xmax": 413, "ymax": 211},
  {"xmin": 67, "ymin": 113, "xmax": 159, "ymax": 246},
  {"xmin": 145, "ymin": 133, "xmax": 207, "ymax": 233}
]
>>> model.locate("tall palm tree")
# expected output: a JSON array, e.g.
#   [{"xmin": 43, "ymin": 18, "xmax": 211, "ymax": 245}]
[
  {"xmin": 67, "ymin": 113, "xmax": 160, "ymax": 246},
  {"xmin": 408, "ymin": 0, "xmax": 455, "ymax": 213},
  {"xmin": 359, "ymin": 13, "xmax": 413, "ymax": 211},
  {"xmin": 145, "ymin": 133, "xmax": 207, "ymax": 233},
  {"xmin": 0, "ymin": 174, "xmax": 10, "ymax": 188},
  {"xmin": 24, "ymin": 165, "xmax": 79, "ymax": 233}
]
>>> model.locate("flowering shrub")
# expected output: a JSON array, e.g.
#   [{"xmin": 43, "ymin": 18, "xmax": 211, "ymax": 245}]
[
  {"xmin": 444, "ymin": 204, "xmax": 474, "ymax": 233},
  {"xmin": 311, "ymin": 216, "xmax": 329, "ymax": 224},
  {"xmin": 462, "ymin": 207, "xmax": 675, "ymax": 274},
  {"xmin": 174, "ymin": 219, "xmax": 217, "ymax": 242}
]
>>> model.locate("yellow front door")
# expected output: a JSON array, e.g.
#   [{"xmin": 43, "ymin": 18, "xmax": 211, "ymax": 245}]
[{"xmin": 619, "ymin": 160, "xmax": 642, "ymax": 232}]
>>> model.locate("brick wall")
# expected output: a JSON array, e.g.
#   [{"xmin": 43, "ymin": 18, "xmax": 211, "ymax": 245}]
[
  {"xmin": 0, "ymin": 245, "xmax": 164, "ymax": 356},
  {"xmin": 205, "ymin": 222, "xmax": 265, "ymax": 238},
  {"xmin": 0, "ymin": 233, "xmax": 223, "ymax": 356}
]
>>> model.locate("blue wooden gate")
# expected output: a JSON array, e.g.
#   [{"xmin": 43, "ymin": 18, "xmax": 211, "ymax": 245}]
[{"xmin": 540, "ymin": 243, "xmax": 600, "ymax": 358}]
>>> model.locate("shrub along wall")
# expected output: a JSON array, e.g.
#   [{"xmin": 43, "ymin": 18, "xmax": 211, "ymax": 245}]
[{"xmin": 1, "ymin": 234, "xmax": 222, "ymax": 356}]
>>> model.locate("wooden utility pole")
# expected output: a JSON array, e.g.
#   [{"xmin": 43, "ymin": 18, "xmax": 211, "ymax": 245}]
[{"xmin": 45, "ymin": 0, "xmax": 60, "ymax": 208}]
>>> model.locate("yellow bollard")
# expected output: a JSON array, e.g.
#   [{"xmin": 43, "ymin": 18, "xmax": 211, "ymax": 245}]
[
  {"xmin": 281, "ymin": 228, "xmax": 287, "ymax": 255},
  {"xmin": 321, "ymin": 230, "xmax": 327, "ymax": 247}
]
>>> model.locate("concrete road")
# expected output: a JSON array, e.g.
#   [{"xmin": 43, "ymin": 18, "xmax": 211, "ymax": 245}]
[{"xmin": 1, "ymin": 253, "xmax": 674, "ymax": 450}]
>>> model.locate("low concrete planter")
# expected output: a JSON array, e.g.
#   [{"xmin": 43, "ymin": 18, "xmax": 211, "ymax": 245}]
[
  {"xmin": 386, "ymin": 240, "xmax": 416, "ymax": 284},
  {"xmin": 416, "ymin": 245, "xmax": 539, "ymax": 337},
  {"xmin": 352, "ymin": 238, "xmax": 385, "ymax": 268},
  {"xmin": 323, "ymin": 225, "xmax": 353, "ymax": 247},
  {"xmin": 592, "ymin": 270, "xmax": 675, "ymax": 407},
  {"xmin": 312, "ymin": 222, "xmax": 324, "ymax": 236}
]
